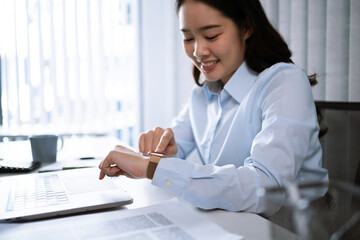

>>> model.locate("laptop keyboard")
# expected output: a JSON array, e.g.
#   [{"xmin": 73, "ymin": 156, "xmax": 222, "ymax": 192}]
[
  {"xmin": 7, "ymin": 174, "xmax": 69, "ymax": 211},
  {"xmin": 0, "ymin": 158, "xmax": 41, "ymax": 172}
]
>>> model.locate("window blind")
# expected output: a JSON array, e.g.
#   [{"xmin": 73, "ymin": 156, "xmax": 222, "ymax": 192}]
[
  {"xmin": 0, "ymin": 0, "xmax": 140, "ymax": 145},
  {"xmin": 260, "ymin": 0, "xmax": 360, "ymax": 102}
]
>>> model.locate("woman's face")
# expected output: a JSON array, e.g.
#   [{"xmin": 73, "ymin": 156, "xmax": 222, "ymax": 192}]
[{"xmin": 179, "ymin": 0, "xmax": 251, "ymax": 85}]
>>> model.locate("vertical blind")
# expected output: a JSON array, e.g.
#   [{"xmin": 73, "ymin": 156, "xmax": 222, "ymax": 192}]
[
  {"xmin": 0, "ymin": 0, "xmax": 139, "ymax": 145},
  {"xmin": 260, "ymin": 0, "xmax": 360, "ymax": 102}
]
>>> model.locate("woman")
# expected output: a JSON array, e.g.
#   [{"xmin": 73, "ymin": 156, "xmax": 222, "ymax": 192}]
[{"xmin": 99, "ymin": 0, "xmax": 328, "ymax": 214}]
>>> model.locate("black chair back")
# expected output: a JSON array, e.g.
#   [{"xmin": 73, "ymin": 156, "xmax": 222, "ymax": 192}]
[{"xmin": 316, "ymin": 101, "xmax": 360, "ymax": 185}]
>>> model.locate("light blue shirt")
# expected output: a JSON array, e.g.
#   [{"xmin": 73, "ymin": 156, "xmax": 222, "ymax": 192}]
[{"xmin": 152, "ymin": 62, "xmax": 329, "ymax": 214}]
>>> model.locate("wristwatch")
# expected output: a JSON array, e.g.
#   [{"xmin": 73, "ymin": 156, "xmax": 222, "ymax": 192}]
[{"xmin": 147, "ymin": 152, "xmax": 166, "ymax": 180}]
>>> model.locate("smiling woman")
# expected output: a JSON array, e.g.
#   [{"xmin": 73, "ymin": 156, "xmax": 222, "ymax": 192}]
[{"xmin": 98, "ymin": 0, "xmax": 329, "ymax": 215}]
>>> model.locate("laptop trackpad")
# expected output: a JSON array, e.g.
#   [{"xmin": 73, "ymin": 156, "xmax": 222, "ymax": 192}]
[{"xmin": 62, "ymin": 173, "xmax": 118, "ymax": 195}]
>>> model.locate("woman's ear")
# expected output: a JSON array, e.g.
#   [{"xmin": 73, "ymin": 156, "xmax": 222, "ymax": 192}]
[
  {"xmin": 244, "ymin": 26, "xmax": 253, "ymax": 40},
  {"xmin": 243, "ymin": 17, "xmax": 254, "ymax": 40}
]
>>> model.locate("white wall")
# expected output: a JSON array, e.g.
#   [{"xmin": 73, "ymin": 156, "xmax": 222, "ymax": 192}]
[{"xmin": 140, "ymin": 0, "xmax": 193, "ymax": 132}]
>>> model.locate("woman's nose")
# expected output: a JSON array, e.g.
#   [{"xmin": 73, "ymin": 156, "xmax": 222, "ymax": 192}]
[{"xmin": 193, "ymin": 39, "xmax": 209, "ymax": 59}]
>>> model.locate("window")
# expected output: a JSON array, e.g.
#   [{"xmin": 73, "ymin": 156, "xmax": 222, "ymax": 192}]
[{"xmin": 0, "ymin": 0, "xmax": 140, "ymax": 146}]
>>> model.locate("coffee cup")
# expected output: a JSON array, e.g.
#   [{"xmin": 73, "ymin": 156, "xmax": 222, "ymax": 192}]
[{"xmin": 29, "ymin": 135, "xmax": 64, "ymax": 163}]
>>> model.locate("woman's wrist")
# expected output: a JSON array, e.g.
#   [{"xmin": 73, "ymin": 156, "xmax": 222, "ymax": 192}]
[
  {"xmin": 146, "ymin": 159, "xmax": 159, "ymax": 179},
  {"xmin": 146, "ymin": 152, "xmax": 166, "ymax": 179}
]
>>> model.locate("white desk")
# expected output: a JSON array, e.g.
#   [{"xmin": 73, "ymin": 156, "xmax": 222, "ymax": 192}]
[
  {"xmin": 0, "ymin": 137, "xmax": 297, "ymax": 240},
  {"xmin": 115, "ymin": 176, "xmax": 297, "ymax": 240}
]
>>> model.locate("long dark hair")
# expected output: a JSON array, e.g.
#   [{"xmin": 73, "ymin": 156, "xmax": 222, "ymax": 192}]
[{"xmin": 175, "ymin": 0, "xmax": 317, "ymax": 87}]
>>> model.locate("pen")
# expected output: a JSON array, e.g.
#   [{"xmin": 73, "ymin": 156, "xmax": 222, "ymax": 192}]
[
  {"xmin": 62, "ymin": 166, "xmax": 95, "ymax": 170},
  {"xmin": 79, "ymin": 157, "xmax": 96, "ymax": 160}
]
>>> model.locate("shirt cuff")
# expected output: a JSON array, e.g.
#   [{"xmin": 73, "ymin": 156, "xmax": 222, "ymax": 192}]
[{"xmin": 152, "ymin": 158, "xmax": 194, "ymax": 197}]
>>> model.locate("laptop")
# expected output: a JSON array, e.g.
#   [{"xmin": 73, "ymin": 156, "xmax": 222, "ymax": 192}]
[{"xmin": 0, "ymin": 168, "xmax": 133, "ymax": 221}]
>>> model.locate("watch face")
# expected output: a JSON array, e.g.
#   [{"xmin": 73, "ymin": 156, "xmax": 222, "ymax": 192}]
[{"xmin": 149, "ymin": 152, "xmax": 166, "ymax": 158}]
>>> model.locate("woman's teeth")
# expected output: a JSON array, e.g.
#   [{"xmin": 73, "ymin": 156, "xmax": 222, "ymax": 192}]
[{"xmin": 202, "ymin": 60, "xmax": 218, "ymax": 67}]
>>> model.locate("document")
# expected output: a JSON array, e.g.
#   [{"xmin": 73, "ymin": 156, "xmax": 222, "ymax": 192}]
[{"xmin": 0, "ymin": 199, "xmax": 243, "ymax": 240}]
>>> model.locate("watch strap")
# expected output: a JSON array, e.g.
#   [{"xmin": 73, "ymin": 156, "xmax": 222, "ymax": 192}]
[{"xmin": 146, "ymin": 152, "xmax": 166, "ymax": 179}]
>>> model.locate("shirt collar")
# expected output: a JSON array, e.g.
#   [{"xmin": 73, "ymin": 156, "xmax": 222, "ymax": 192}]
[
  {"xmin": 203, "ymin": 62, "xmax": 258, "ymax": 103},
  {"xmin": 226, "ymin": 62, "xmax": 258, "ymax": 103}
]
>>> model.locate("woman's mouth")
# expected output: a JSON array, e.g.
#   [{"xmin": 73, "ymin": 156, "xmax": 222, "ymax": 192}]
[{"xmin": 200, "ymin": 60, "xmax": 219, "ymax": 72}]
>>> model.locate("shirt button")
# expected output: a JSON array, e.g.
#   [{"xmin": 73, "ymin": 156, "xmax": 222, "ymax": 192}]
[{"xmin": 165, "ymin": 179, "xmax": 173, "ymax": 187}]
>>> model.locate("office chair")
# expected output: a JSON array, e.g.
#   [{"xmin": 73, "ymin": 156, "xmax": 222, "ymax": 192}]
[
  {"xmin": 267, "ymin": 101, "xmax": 360, "ymax": 239},
  {"xmin": 313, "ymin": 101, "xmax": 360, "ymax": 239},
  {"xmin": 315, "ymin": 101, "xmax": 360, "ymax": 185}
]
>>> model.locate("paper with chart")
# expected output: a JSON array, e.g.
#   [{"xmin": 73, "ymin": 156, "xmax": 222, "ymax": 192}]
[{"xmin": 0, "ymin": 198, "xmax": 243, "ymax": 240}]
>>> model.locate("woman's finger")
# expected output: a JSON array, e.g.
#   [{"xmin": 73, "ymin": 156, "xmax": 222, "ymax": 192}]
[
  {"xmin": 144, "ymin": 130, "xmax": 154, "ymax": 154},
  {"xmin": 152, "ymin": 127, "xmax": 165, "ymax": 151},
  {"xmin": 138, "ymin": 133, "xmax": 146, "ymax": 154},
  {"xmin": 156, "ymin": 128, "xmax": 174, "ymax": 153}
]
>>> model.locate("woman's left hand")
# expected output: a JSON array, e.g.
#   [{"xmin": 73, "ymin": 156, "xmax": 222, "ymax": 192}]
[{"xmin": 98, "ymin": 145, "xmax": 149, "ymax": 180}]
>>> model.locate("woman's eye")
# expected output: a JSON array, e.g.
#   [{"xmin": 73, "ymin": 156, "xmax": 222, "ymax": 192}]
[{"xmin": 206, "ymin": 34, "xmax": 220, "ymax": 40}]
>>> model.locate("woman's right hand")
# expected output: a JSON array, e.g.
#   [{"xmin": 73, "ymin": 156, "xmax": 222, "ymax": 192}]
[{"xmin": 138, "ymin": 127, "xmax": 178, "ymax": 157}]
